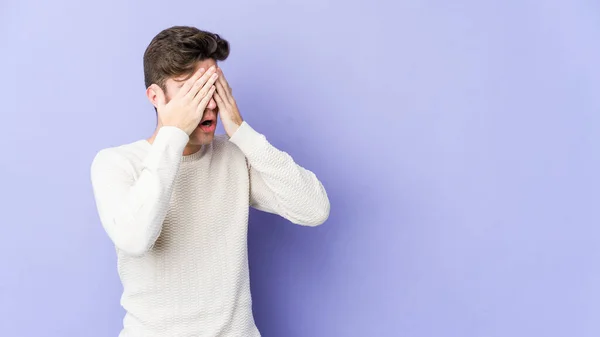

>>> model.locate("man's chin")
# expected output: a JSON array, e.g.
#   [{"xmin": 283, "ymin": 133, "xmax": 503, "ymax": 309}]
[{"xmin": 189, "ymin": 131, "xmax": 215, "ymax": 146}]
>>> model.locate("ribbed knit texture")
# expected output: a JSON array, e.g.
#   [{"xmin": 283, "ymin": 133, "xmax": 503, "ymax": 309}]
[{"xmin": 90, "ymin": 121, "xmax": 330, "ymax": 337}]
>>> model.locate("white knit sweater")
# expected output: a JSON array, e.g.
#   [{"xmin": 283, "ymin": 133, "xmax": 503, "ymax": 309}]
[{"xmin": 90, "ymin": 121, "xmax": 330, "ymax": 337}]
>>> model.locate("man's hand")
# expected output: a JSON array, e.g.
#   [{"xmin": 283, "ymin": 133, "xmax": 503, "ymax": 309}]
[
  {"xmin": 214, "ymin": 68, "xmax": 243, "ymax": 137},
  {"xmin": 156, "ymin": 66, "xmax": 219, "ymax": 135}
]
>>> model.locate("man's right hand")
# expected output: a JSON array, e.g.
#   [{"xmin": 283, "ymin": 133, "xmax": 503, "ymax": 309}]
[{"xmin": 156, "ymin": 66, "xmax": 219, "ymax": 135}]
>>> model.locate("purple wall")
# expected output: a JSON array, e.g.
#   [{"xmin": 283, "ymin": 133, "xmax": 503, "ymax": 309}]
[{"xmin": 1, "ymin": 0, "xmax": 599, "ymax": 336}]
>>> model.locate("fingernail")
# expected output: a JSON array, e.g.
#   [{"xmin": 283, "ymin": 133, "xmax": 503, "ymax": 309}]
[{"xmin": 199, "ymin": 68, "xmax": 205, "ymax": 72}]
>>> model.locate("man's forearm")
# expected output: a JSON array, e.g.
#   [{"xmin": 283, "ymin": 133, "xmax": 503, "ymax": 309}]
[
  {"xmin": 230, "ymin": 122, "xmax": 330, "ymax": 226},
  {"xmin": 91, "ymin": 126, "xmax": 189, "ymax": 256}
]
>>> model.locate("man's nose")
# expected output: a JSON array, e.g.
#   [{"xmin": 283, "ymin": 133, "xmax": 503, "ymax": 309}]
[{"xmin": 207, "ymin": 96, "xmax": 217, "ymax": 110}]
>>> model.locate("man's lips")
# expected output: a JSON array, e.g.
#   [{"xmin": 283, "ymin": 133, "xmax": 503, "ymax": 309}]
[
  {"xmin": 199, "ymin": 113, "xmax": 217, "ymax": 125},
  {"xmin": 197, "ymin": 118, "xmax": 217, "ymax": 132}
]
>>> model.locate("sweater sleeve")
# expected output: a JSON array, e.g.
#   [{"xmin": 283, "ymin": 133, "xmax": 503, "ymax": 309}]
[
  {"xmin": 90, "ymin": 126, "xmax": 189, "ymax": 256},
  {"xmin": 228, "ymin": 122, "xmax": 330, "ymax": 226}
]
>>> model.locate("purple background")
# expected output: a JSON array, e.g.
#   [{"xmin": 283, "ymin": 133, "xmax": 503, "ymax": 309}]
[{"xmin": 1, "ymin": 0, "xmax": 599, "ymax": 336}]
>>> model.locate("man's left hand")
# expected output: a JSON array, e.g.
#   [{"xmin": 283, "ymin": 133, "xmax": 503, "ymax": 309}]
[{"xmin": 214, "ymin": 68, "xmax": 243, "ymax": 137}]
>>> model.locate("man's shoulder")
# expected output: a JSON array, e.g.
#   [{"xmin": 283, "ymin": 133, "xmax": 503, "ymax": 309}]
[{"xmin": 91, "ymin": 139, "xmax": 148, "ymax": 172}]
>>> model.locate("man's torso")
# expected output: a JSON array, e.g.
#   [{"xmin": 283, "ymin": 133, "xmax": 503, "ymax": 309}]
[{"xmin": 104, "ymin": 135, "xmax": 260, "ymax": 337}]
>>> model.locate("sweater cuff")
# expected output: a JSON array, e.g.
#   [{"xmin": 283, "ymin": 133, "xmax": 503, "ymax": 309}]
[
  {"xmin": 228, "ymin": 121, "xmax": 267, "ymax": 157},
  {"xmin": 143, "ymin": 126, "xmax": 189, "ymax": 169},
  {"xmin": 155, "ymin": 126, "xmax": 190, "ymax": 148}
]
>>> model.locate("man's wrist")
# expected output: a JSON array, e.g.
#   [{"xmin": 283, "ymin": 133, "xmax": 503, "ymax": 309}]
[
  {"xmin": 225, "ymin": 118, "xmax": 243, "ymax": 137},
  {"xmin": 228, "ymin": 121, "xmax": 266, "ymax": 155}
]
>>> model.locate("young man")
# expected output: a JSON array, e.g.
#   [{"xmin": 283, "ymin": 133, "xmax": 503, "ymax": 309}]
[{"xmin": 90, "ymin": 26, "xmax": 330, "ymax": 337}]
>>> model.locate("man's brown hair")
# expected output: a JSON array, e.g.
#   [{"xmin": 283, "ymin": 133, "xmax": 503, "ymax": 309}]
[{"xmin": 143, "ymin": 26, "xmax": 230, "ymax": 90}]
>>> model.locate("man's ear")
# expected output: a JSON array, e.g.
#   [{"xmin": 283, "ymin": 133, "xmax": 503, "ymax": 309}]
[{"xmin": 146, "ymin": 84, "xmax": 165, "ymax": 109}]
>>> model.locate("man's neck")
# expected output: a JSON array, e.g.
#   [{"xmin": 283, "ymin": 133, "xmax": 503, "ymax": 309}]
[{"xmin": 182, "ymin": 144, "xmax": 202, "ymax": 156}]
